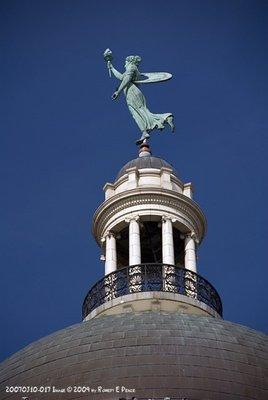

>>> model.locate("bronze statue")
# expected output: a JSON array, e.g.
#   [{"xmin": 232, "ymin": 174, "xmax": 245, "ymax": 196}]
[{"xmin": 104, "ymin": 49, "xmax": 175, "ymax": 145}]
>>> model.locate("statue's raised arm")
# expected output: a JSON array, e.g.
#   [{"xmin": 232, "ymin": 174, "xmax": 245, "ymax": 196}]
[{"xmin": 103, "ymin": 49, "xmax": 175, "ymax": 145}]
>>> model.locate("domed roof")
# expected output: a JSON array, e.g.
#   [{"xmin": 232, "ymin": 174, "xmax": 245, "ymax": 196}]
[
  {"xmin": 116, "ymin": 155, "xmax": 178, "ymax": 180},
  {"xmin": 1, "ymin": 312, "xmax": 267, "ymax": 399}
]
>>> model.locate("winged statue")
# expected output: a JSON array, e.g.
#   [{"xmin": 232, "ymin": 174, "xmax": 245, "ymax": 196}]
[{"xmin": 103, "ymin": 49, "xmax": 175, "ymax": 145}]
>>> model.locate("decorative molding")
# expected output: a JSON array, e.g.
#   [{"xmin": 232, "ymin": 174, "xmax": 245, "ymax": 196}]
[{"xmin": 92, "ymin": 189, "xmax": 206, "ymax": 246}]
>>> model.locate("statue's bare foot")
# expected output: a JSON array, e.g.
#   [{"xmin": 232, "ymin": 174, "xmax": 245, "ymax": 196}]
[
  {"xmin": 136, "ymin": 132, "xmax": 150, "ymax": 145},
  {"xmin": 166, "ymin": 116, "xmax": 175, "ymax": 133}
]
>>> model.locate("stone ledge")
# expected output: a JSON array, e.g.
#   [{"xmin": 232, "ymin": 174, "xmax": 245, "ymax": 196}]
[{"xmin": 84, "ymin": 291, "xmax": 221, "ymax": 321}]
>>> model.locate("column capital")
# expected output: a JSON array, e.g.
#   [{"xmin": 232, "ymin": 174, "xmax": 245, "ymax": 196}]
[
  {"xmin": 162, "ymin": 215, "xmax": 172, "ymax": 222},
  {"xmin": 162, "ymin": 215, "xmax": 177, "ymax": 224},
  {"xmin": 181, "ymin": 231, "xmax": 199, "ymax": 243},
  {"xmin": 103, "ymin": 230, "xmax": 116, "ymax": 240},
  {"xmin": 125, "ymin": 215, "xmax": 140, "ymax": 223}
]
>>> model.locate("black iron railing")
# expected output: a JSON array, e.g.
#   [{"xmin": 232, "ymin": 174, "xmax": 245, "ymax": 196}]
[{"xmin": 82, "ymin": 264, "xmax": 222, "ymax": 318}]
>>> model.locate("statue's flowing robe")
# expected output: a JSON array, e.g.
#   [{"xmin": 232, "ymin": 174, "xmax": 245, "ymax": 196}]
[{"xmin": 123, "ymin": 65, "xmax": 172, "ymax": 133}]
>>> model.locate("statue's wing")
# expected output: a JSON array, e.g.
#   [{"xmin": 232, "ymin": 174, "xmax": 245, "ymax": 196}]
[{"xmin": 134, "ymin": 72, "xmax": 172, "ymax": 84}]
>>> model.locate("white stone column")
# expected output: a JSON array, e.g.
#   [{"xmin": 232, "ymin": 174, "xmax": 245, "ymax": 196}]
[
  {"xmin": 162, "ymin": 216, "xmax": 175, "ymax": 265},
  {"xmin": 184, "ymin": 233, "xmax": 197, "ymax": 273},
  {"xmin": 105, "ymin": 232, "xmax": 117, "ymax": 275},
  {"xmin": 129, "ymin": 216, "xmax": 141, "ymax": 265}
]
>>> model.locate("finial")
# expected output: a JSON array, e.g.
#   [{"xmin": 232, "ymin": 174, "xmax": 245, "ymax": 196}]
[{"xmin": 139, "ymin": 141, "xmax": 151, "ymax": 157}]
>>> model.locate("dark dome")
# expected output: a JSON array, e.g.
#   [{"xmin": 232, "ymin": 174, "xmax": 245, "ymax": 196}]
[
  {"xmin": 116, "ymin": 155, "xmax": 178, "ymax": 179},
  {"xmin": 1, "ymin": 312, "xmax": 267, "ymax": 400}
]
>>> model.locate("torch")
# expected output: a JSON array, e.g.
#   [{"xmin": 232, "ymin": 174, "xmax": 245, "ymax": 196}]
[{"xmin": 103, "ymin": 48, "xmax": 113, "ymax": 77}]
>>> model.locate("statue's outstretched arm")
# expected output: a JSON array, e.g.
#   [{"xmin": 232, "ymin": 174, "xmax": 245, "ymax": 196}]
[{"xmin": 108, "ymin": 62, "xmax": 123, "ymax": 80}]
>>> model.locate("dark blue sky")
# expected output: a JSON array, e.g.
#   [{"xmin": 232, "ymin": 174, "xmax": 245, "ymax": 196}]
[{"xmin": 1, "ymin": 0, "xmax": 267, "ymax": 361}]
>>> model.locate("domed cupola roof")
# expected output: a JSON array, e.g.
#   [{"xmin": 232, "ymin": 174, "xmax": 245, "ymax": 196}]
[
  {"xmin": 116, "ymin": 143, "xmax": 179, "ymax": 181},
  {"xmin": 116, "ymin": 154, "xmax": 178, "ymax": 180}
]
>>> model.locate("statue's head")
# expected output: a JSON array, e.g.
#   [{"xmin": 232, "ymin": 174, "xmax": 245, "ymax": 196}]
[{"xmin": 125, "ymin": 55, "xmax": 141, "ymax": 68}]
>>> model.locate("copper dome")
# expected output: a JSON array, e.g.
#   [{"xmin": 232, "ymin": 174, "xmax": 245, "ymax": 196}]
[{"xmin": 1, "ymin": 312, "xmax": 267, "ymax": 400}]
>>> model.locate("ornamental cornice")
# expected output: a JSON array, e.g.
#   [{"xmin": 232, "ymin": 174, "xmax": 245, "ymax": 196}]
[{"xmin": 92, "ymin": 188, "xmax": 206, "ymax": 245}]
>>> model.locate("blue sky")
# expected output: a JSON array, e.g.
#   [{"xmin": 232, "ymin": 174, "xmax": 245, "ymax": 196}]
[{"xmin": 1, "ymin": 0, "xmax": 267, "ymax": 361}]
